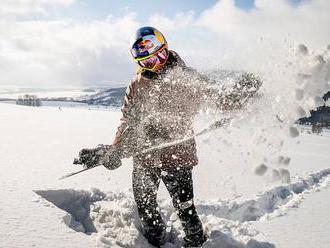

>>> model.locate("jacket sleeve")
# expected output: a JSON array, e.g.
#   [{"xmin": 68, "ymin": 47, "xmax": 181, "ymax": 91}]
[
  {"xmin": 193, "ymin": 71, "xmax": 262, "ymax": 112},
  {"xmin": 112, "ymin": 77, "xmax": 139, "ymax": 157},
  {"xmin": 171, "ymin": 51, "xmax": 262, "ymax": 112},
  {"xmin": 214, "ymin": 73, "xmax": 262, "ymax": 111}
]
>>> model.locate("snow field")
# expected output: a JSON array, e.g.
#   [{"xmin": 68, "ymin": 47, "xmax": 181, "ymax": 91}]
[
  {"xmin": 1, "ymin": 103, "xmax": 330, "ymax": 247},
  {"xmin": 252, "ymin": 182, "xmax": 330, "ymax": 248}
]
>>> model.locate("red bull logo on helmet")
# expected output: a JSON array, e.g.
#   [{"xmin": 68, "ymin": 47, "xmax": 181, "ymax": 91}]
[
  {"xmin": 138, "ymin": 39, "xmax": 154, "ymax": 52},
  {"xmin": 136, "ymin": 34, "xmax": 163, "ymax": 55}
]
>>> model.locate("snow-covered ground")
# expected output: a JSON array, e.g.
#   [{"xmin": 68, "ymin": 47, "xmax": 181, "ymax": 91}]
[
  {"xmin": 0, "ymin": 103, "xmax": 329, "ymax": 248},
  {"xmin": 252, "ymin": 185, "xmax": 330, "ymax": 248}
]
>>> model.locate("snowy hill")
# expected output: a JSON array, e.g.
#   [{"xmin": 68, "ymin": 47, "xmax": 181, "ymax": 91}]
[{"xmin": 77, "ymin": 87, "xmax": 126, "ymax": 107}]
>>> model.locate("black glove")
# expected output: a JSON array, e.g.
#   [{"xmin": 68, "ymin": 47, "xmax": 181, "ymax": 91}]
[
  {"xmin": 74, "ymin": 147, "xmax": 102, "ymax": 169},
  {"xmin": 74, "ymin": 145, "xmax": 122, "ymax": 170}
]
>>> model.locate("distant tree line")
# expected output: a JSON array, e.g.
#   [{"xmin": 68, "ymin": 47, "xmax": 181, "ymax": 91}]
[{"xmin": 16, "ymin": 94, "xmax": 41, "ymax": 107}]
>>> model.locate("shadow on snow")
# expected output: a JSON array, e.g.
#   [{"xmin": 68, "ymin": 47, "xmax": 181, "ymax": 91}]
[{"xmin": 34, "ymin": 188, "xmax": 106, "ymax": 234}]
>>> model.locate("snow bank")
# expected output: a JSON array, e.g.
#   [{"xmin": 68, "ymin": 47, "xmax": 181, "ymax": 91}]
[{"xmin": 35, "ymin": 167, "xmax": 330, "ymax": 247}]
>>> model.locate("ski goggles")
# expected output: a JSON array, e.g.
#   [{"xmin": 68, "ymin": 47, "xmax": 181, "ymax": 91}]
[{"xmin": 135, "ymin": 46, "xmax": 169, "ymax": 70}]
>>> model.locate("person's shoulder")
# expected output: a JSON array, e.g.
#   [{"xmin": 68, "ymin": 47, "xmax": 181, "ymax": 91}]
[
  {"xmin": 169, "ymin": 50, "xmax": 181, "ymax": 58},
  {"xmin": 168, "ymin": 50, "xmax": 186, "ymax": 67}
]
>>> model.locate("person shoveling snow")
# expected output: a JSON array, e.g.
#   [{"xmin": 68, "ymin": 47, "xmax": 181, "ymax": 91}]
[{"xmin": 75, "ymin": 26, "xmax": 262, "ymax": 247}]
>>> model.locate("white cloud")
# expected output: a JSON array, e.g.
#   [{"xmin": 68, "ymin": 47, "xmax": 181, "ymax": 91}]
[
  {"xmin": 0, "ymin": 0, "xmax": 329, "ymax": 87},
  {"xmin": 0, "ymin": 14, "xmax": 139, "ymax": 86},
  {"xmin": 146, "ymin": 0, "xmax": 330, "ymax": 72},
  {"xmin": 148, "ymin": 11, "xmax": 195, "ymax": 32},
  {"xmin": 198, "ymin": 0, "xmax": 330, "ymax": 48},
  {"xmin": 0, "ymin": 0, "xmax": 75, "ymax": 18}
]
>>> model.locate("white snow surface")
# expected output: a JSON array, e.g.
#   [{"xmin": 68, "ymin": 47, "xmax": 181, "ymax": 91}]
[
  {"xmin": 1, "ymin": 44, "xmax": 330, "ymax": 247},
  {"xmin": 0, "ymin": 103, "xmax": 330, "ymax": 248}
]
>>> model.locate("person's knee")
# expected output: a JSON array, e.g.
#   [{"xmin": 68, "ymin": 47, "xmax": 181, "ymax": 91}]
[
  {"xmin": 177, "ymin": 203, "xmax": 198, "ymax": 221},
  {"xmin": 171, "ymin": 186, "xmax": 194, "ymax": 210},
  {"xmin": 174, "ymin": 198, "xmax": 194, "ymax": 211}
]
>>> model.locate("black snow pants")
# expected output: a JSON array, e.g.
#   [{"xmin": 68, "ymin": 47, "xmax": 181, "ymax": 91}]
[{"xmin": 132, "ymin": 165, "xmax": 204, "ymax": 245}]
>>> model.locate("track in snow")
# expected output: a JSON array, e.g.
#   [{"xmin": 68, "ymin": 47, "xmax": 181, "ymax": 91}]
[
  {"xmin": 35, "ymin": 168, "xmax": 330, "ymax": 247},
  {"xmin": 197, "ymin": 168, "xmax": 330, "ymax": 222}
]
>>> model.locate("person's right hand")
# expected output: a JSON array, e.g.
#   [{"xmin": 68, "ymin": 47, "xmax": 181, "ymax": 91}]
[
  {"xmin": 74, "ymin": 147, "xmax": 101, "ymax": 169},
  {"xmin": 74, "ymin": 145, "xmax": 122, "ymax": 170}
]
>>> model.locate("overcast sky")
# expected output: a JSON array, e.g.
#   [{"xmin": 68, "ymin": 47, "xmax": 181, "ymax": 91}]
[{"xmin": 0, "ymin": 0, "xmax": 329, "ymax": 88}]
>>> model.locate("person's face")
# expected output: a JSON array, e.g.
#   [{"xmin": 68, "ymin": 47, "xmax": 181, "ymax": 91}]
[{"xmin": 136, "ymin": 47, "xmax": 169, "ymax": 72}]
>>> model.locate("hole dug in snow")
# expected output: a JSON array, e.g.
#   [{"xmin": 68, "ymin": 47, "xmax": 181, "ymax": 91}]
[
  {"xmin": 34, "ymin": 188, "xmax": 277, "ymax": 247},
  {"xmin": 34, "ymin": 188, "xmax": 106, "ymax": 234},
  {"xmin": 33, "ymin": 166, "xmax": 330, "ymax": 247}
]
